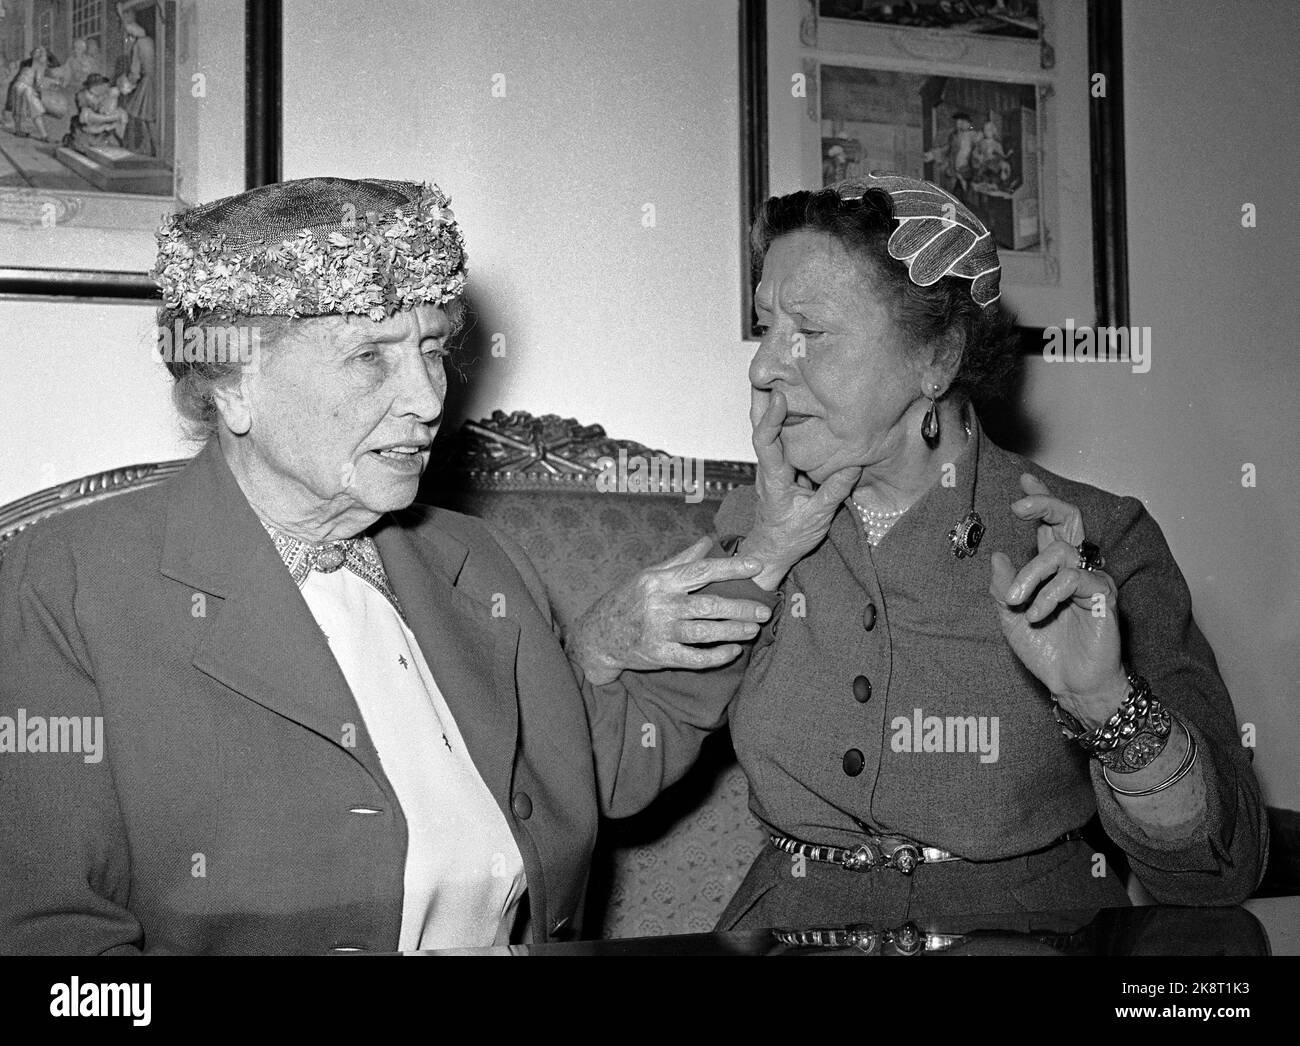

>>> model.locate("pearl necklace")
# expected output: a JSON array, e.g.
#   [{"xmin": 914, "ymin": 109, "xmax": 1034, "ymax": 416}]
[{"xmin": 852, "ymin": 499, "xmax": 906, "ymax": 546}]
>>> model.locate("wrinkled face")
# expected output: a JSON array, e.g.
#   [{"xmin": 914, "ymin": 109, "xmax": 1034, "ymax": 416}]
[
  {"xmin": 750, "ymin": 230, "xmax": 921, "ymax": 484},
  {"xmin": 234, "ymin": 304, "xmax": 452, "ymax": 520}
]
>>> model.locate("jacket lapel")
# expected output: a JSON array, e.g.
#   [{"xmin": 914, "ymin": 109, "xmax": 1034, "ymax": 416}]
[
  {"xmin": 373, "ymin": 512, "xmax": 521, "ymax": 807},
  {"xmin": 159, "ymin": 440, "xmax": 391, "ymax": 789}
]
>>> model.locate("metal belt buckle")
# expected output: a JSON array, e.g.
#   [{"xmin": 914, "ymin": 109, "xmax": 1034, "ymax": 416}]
[
  {"xmin": 841, "ymin": 841, "xmax": 882, "ymax": 872},
  {"xmin": 846, "ymin": 928, "xmax": 881, "ymax": 954},
  {"xmin": 890, "ymin": 922, "xmax": 923, "ymax": 955},
  {"xmin": 888, "ymin": 843, "xmax": 921, "ymax": 875}
]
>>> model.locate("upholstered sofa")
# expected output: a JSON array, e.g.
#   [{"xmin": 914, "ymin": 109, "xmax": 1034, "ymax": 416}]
[
  {"xmin": 6, "ymin": 410, "xmax": 1295, "ymax": 937},
  {"xmin": 0, "ymin": 409, "xmax": 768, "ymax": 939}
]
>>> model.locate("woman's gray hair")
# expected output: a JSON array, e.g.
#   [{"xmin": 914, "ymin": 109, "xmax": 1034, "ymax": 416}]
[{"xmin": 158, "ymin": 298, "xmax": 466, "ymax": 441}]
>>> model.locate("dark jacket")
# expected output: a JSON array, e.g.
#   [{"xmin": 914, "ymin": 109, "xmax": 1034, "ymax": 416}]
[
  {"xmin": 0, "ymin": 440, "xmax": 611, "ymax": 954},
  {"xmin": 590, "ymin": 418, "xmax": 1268, "ymax": 912}
]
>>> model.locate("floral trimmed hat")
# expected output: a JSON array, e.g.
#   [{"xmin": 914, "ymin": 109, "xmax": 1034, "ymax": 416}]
[{"xmin": 152, "ymin": 177, "xmax": 467, "ymax": 322}]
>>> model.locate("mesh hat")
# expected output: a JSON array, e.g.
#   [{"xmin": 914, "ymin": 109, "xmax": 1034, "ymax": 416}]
[
  {"xmin": 152, "ymin": 177, "xmax": 467, "ymax": 321},
  {"xmin": 832, "ymin": 171, "xmax": 1001, "ymax": 307}
]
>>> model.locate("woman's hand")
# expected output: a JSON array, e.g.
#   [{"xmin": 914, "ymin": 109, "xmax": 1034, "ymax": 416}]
[
  {"xmin": 565, "ymin": 537, "xmax": 773, "ymax": 686},
  {"xmin": 742, "ymin": 388, "xmax": 862, "ymax": 590},
  {"xmin": 988, "ymin": 473, "xmax": 1129, "ymax": 729}
]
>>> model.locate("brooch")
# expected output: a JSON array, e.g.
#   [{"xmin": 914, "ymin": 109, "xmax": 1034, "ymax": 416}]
[{"xmin": 948, "ymin": 511, "xmax": 984, "ymax": 559}]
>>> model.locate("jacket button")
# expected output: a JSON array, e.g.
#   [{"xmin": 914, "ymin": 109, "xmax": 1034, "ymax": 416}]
[
  {"xmin": 863, "ymin": 602, "xmax": 877, "ymax": 631},
  {"xmin": 852, "ymin": 675, "xmax": 872, "ymax": 703},
  {"xmin": 842, "ymin": 748, "xmax": 865, "ymax": 776},
  {"xmin": 512, "ymin": 791, "xmax": 533, "ymax": 819}
]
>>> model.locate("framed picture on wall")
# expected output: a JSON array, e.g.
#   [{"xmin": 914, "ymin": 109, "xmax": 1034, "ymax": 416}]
[
  {"xmin": 0, "ymin": 0, "xmax": 279, "ymax": 302},
  {"xmin": 740, "ymin": 0, "xmax": 1129, "ymax": 340}
]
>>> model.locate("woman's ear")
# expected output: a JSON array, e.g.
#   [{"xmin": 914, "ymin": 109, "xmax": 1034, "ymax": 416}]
[
  {"xmin": 211, "ymin": 371, "xmax": 253, "ymax": 436},
  {"xmin": 921, "ymin": 326, "xmax": 965, "ymax": 397}
]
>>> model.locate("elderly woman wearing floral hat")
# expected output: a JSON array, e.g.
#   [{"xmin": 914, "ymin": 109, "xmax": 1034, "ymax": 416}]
[
  {"xmin": 0, "ymin": 176, "xmax": 770, "ymax": 954},
  {"xmin": 570, "ymin": 173, "xmax": 1268, "ymax": 932}
]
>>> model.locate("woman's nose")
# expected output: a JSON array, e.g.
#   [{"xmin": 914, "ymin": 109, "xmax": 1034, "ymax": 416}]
[
  {"xmin": 394, "ymin": 353, "xmax": 446, "ymax": 423},
  {"xmin": 749, "ymin": 328, "xmax": 798, "ymax": 389}
]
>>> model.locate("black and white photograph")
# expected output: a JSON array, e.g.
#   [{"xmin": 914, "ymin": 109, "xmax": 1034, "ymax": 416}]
[{"xmin": 0, "ymin": 0, "xmax": 1296, "ymax": 1019}]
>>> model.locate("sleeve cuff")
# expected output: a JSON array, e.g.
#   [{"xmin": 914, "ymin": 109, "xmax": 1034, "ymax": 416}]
[{"xmin": 1090, "ymin": 716, "xmax": 1236, "ymax": 873}]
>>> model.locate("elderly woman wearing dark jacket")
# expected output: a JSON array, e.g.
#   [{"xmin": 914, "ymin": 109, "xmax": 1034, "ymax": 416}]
[
  {"xmin": 570, "ymin": 173, "xmax": 1267, "ymax": 930},
  {"xmin": 0, "ymin": 176, "xmax": 765, "ymax": 954}
]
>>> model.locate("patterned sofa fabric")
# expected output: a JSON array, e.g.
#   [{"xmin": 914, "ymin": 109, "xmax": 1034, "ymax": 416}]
[
  {"xmin": 0, "ymin": 411, "xmax": 767, "ymax": 943},
  {"xmin": 434, "ymin": 487, "xmax": 766, "ymax": 939}
]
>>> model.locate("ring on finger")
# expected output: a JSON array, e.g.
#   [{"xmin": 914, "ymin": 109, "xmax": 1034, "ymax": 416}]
[{"xmin": 1076, "ymin": 540, "xmax": 1105, "ymax": 572}]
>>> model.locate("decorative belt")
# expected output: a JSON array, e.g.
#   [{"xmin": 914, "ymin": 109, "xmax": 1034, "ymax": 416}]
[
  {"xmin": 773, "ymin": 923, "xmax": 964, "ymax": 956},
  {"xmin": 771, "ymin": 828, "xmax": 1083, "ymax": 876}
]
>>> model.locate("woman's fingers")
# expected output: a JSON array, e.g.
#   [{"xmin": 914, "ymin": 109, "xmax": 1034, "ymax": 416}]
[
  {"xmin": 749, "ymin": 385, "xmax": 770, "ymax": 430},
  {"xmin": 673, "ymin": 553, "xmax": 763, "ymax": 591},
  {"xmin": 811, "ymin": 464, "xmax": 863, "ymax": 510},
  {"xmin": 1013, "ymin": 472, "xmax": 1085, "ymax": 548},
  {"xmin": 1012, "ymin": 494, "xmax": 1085, "ymax": 549},
  {"xmin": 671, "ymin": 619, "xmax": 762, "ymax": 644},
  {"xmin": 751, "ymin": 388, "xmax": 790, "ymax": 476},
  {"xmin": 1003, "ymin": 540, "xmax": 1081, "ymax": 606},
  {"xmin": 654, "ymin": 535, "xmax": 715, "ymax": 571},
  {"xmin": 752, "ymin": 387, "xmax": 786, "ymax": 443},
  {"xmin": 679, "ymin": 592, "xmax": 772, "ymax": 622},
  {"xmin": 988, "ymin": 550, "xmax": 1017, "ymax": 605},
  {"xmin": 655, "ymin": 642, "xmax": 747, "ymax": 671},
  {"xmin": 1024, "ymin": 566, "xmax": 1115, "ymax": 624},
  {"xmin": 1019, "ymin": 472, "xmax": 1051, "ymax": 498}
]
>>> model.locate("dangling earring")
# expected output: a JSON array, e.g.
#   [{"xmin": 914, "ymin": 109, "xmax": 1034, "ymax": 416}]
[{"xmin": 921, "ymin": 386, "xmax": 941, "ymax": 448}]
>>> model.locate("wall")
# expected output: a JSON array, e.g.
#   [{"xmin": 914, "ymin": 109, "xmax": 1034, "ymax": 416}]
[
  {"xmin": 0, "ymin": 0, "xmax": 1295, "ymax": 806},
  {"xmin": 1020, "ymin": 0, "xmax": 1300, "ymax": 808},
  {"xmin": 280, "ymin": 0, "xmax": 754, "ymax": 460}
]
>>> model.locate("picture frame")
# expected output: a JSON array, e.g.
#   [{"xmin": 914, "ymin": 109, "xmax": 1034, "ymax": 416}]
[
  {"xmin": 740, "ymin": 0, "xmax": 1129, "ymax": 342},
  {"xmin": 0, "ymin": 0, "xmax": 281, "ymax": 304}
]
